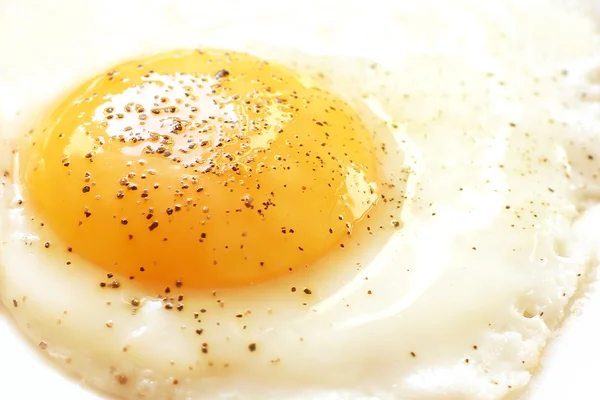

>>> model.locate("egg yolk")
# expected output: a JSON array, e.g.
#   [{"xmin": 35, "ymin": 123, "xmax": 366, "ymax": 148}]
[{"xmin": 23, "ymin": 49, "xmax": 378, "ymax": 289}]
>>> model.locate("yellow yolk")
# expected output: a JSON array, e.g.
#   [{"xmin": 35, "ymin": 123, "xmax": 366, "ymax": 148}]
[{"xmin": 23, "ymin": 49, "xmax": 378, "ymax": 289}]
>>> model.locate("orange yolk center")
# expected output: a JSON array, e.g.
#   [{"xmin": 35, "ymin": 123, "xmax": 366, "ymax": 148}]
[{"xmin": 23, "ymin": 49, "xmax": 378, "ymax": 289}]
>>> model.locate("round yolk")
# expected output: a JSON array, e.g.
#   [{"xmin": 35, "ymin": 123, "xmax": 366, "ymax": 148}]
[{"xmin": 23, "ymin": 49, "xmax": 378, "ymax": 289}]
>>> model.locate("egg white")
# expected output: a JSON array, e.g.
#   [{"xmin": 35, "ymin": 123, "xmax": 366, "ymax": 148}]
[{"xmin": 1, "ymin": 0, "xmax": 600, "ymax": 399}]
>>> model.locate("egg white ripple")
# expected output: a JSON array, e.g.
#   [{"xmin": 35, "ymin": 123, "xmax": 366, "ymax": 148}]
[{"xmin": 1, "ymin": 0, "xmax": 600, "ymax": 399}]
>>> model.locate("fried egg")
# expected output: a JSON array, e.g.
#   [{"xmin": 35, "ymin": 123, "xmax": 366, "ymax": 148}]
[{"xmin": 1, "ymin": 0, "xmax": 600, "ymax": 399}]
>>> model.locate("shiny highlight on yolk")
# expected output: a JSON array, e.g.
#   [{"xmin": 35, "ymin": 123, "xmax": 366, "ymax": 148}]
[{"xmin": 23, "ymin": 49, "xmax": 379, "ymax": 289}]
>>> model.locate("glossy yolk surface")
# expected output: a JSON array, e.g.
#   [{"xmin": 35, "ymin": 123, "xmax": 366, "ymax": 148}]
[{"xmin": 23, "ymin": 49, "xmax": 378, "ymax": 289}]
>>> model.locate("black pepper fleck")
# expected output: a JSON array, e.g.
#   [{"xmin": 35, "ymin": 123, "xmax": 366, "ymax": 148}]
[{"xmin": 215, "ymin": 69, "xmax": 230, "ymax": 79}]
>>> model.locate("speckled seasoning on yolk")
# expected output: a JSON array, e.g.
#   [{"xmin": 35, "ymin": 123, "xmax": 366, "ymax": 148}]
[{"xmin": 22, "ymin": 49, "xmax": 379, "ymax": 290}]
